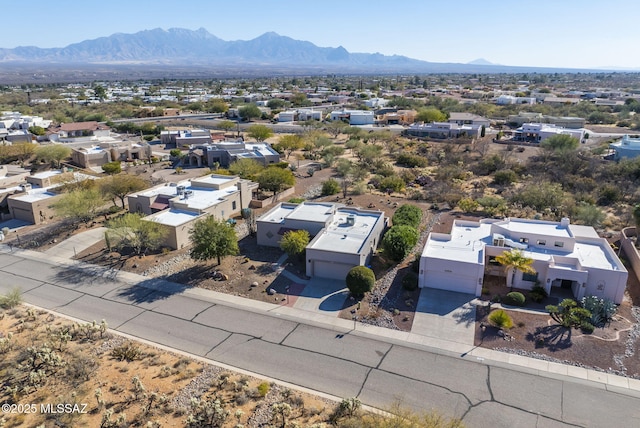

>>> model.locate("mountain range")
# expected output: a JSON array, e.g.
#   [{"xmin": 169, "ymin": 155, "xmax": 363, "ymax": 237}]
[{"xmin": 0, "ymin": 28, "xmax": 604, "ymax": 76}]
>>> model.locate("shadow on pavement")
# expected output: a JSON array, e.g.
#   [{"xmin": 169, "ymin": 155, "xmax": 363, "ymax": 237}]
[{"xmin": 318, "ymin": 290, "xmax": 349, "ymax": 312}]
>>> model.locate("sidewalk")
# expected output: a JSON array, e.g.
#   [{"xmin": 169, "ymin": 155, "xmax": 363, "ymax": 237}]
[{"xmin": 3, "ymin": 242, "xmax": 640, "ymax": 397}]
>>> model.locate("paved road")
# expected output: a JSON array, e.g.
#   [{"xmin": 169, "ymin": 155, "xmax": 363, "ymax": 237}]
[{"xmin": 1, "ymin": 247, "xmax": 639, "ymax": 427}]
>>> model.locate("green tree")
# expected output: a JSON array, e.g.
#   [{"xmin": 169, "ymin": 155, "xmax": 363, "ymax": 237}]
[
  {"xmin": 246, "ymin": 124, "xmax": 274, "ymax": 142},
  {"xmin": 324, "ymin": 121, "xmax": 349, "ymax": 138},
  {"xmin": 257, "ymin": 167, "xmax": 295, "ymax": 196},
  {"xmin": 106, "ymin": 213, "xmax": 167, "ymax": 255},
  {"xmin": 217, "ymin": 120, "xmax": 236, "ymax": 135},
  {"xmin": 28, "ymin": 125, "xmax": 46, "ymax": 136},
  {"xmin": 98, "ymin": 175, "xmax": 149, "ymax": 208},
  {"xmin": 238, "ymin": 104, "xmax": 262, "ymax": 122},
  {"xmin": 392, "ymin": 204, "xmax": 423, "ymax": 229},
  {"xmin": 276, "ymin": 134, "xmax": 304, "ymax": 159},
  {"xmin": 633, "ymin": 204, "xmax": 640, "ymax": 231},
  {"xmin": 36, "ymin": 144, "xmax": 72, "ymax": 168},
  {"xmin": 228, "ymin": 158, "xmax": 264, "ymax": 179},
  {"xmin": 458, "ymin": 198, "xmax": 479, "ymax": 213},
  {"xmin": 14, "ymin": 142, "xmax": 38, "ymax": 166},
  {"xmin": 101, "ymin": 161, "xmax": 122, "ymax": 175},
  {"xmin": 382, "ymin": 225, "xmax": 419, "ymax": 261},
  {"xmin": 93, "ymin": 84, "xmax": 107, "ymax": 100},
  {"xmin": 346, "ymin": 266, "xmax": 375, "ymax": 296},
  {"xmin": 267, "ymin": 98, "xmax": 287, "ymax": 109},
  {"xmin": 50, "ymin": 188, "xmax": 105, "ymax": 225},
  {"xmin": 321, "ymin": 178, "xmax": 341, "ymax": 196},
  {"xmin": 546, "ymin": 299, "xmax": 593, "ymax": 329},
  {"xmin": 495, "ymin": 249, "xmax": 536, "ymax": 290},
  {"xmin": 189, "ymin": 217, "xmax": 239, "ymax": 265},
  {"xmin": 206, "ymin": 98, "xmax": 229, "ymax": 113},
  {"xmin": 415, "ymin": 108, "xmax": 447, "ymax": 123},
  {"xmin": 280, "ymin": 230, "xmax": 310, "ymax": 258},
  {"xmin": 493, "ymin": 169, "xmax": 518, "ymax": 185},
  {"xmin": 540, "ymin": 134, "xmax": 580, "ymax": 153}
]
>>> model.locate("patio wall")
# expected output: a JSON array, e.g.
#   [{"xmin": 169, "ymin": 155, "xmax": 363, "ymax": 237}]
[{"xmin": 621, "ymin": 227, "xmax": 640, "ymax": 284}]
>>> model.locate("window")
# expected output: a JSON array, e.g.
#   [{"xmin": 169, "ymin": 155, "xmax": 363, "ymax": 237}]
[
  {"xmin": 519, "ymin": 237, "xmax": 529, "ymax": 244},
  {"xmin": 537, "ymin": 240, "xmax": 546, "ymax": 246},
  {"xmin": 488, "ymin": 256, "xmax": 500, "ymax": 266},
  {"xmin": 232, "ymin": 201, "xmax": 237, "ymax": 210},
  {"xmin": 522, "ymin": 272, "xmax": 538, "ymax": 282},
  {"xmin": 554, "ymin": 241, "xmax": 564, "ymax": 248}
]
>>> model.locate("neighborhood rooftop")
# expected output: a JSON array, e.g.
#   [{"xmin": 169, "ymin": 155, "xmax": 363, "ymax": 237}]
[{"xmin": 308, "ymin": 209, "xmax": 385, "ymax": 254}]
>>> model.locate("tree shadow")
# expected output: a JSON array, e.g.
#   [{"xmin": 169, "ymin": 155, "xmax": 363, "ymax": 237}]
[
  {"xmin": 526, "ymin": 325, "xmax": 573, "ymax": 351},
  {"xmin": 164, "ymin": 264, "xmax": 214, "ymax": 286},
  {"xmin": 450, "ymin": 301, "xmax": 479, "ymax": 327},
  {"xmin": 52, "ymin": 264, "xmax": 120, "ymax": 285},
  {"xmin": 113, "ymin": 278, "xmax": 187, "ymax": 304},
  {"xmin": 238, "ymin": 235, "xmax": 283, "ymax": 264}
]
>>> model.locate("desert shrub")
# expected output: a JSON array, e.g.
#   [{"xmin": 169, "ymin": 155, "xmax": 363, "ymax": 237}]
[
  {"xmin": 379, "ymin": 175, "xmax": 406, "ymax": 193},
  {"xmin": 111, "ymin": 342, "xmax": 142, "ymax": 362},
  {"xmin": 321, "ymin": 178, "xmax": 340, "ymax": 196},
  {"xmin": 457, "ymin": 197, "xmax": 479, "ymax": 213},
  {"xmin": 392, "ymin": 204, "xmax": 423, "ymax": 228},
  {"xmin": 503, "ymin": 292, "xmax": 526, "ymax": 307},
  {"xmin": 0, "ymin": 287, "xmax": 22, "ymax": 309},
  {"xmin": 287, "ymin": 197, "xmax": 305, "ymax": 204},
  {"xmin": 581, "ymin": 296, "xmax": 617, "ymax": 327},
  {"xmin": 529, "ymin": 285, "xmax": 548, "ymax": 303},
  {"xmin": 382, "ymin": 225, "xmax": 419, "ymax": 261},
  {"xmin": 488, "ymin": 309, "xmax": 514, "ymax": 329},
  {"xmin": 346, "ymin": 266, "xmax": 375, "ymax": 296},
  {"xmin": 402, "ymin": 272, "xmax": 418, "ymax": 291},
  {"xmin": 257, "ymin": 382, "xmax": 270, "ymax": 397},
  {"xmin": 396, "ymin": 153, "xmax": 427, "ymax": 168},
  {"xmin": 493, "ymin": 169, "xmax": 518, "ymax": 185}
]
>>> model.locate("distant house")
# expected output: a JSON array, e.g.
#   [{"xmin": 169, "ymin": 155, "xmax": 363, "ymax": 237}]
[
  {"xmin": 406, "ymin": 122, "xmax": 481, "ymax": 139},
  {"xmin": 71, "ymin": 141, "xmax": 151, "ymax": 169},
  {"xmin": 330, "ymin": 109, "xmax": 374, "ymax": 125},
  {"xmin": 609, "ymin": 135, "xmax": 640, "ymax": 160},
  {"xmin": 187, "ymin": 141, "xmax": 280, "ymax": 168},
  {"xmin": 257, "ymin": 202, "xmax": 387, "ymax": 280},
  {"xmin": 448, "ymin": 112, "xmax": 490, "ymax": 128},
  {"xmin": 48, "ymin": 121, "xmax": 111, "ymax": 143},
  {"xmin": 160, "ymin": 129, "xmax": 212, "ymax": 149},
  {"xmin": 513, "ymin": 123, "xmax": 585, "ymax": 143},
  {"xmin": 420, "ymin": 217, "xmax": 627, "ymax": 304}
]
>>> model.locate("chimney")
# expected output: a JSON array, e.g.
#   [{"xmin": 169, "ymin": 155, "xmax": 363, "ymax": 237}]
[{"xmin": 560, "ymin": 217, "xmax": 570, "ymax": 228}]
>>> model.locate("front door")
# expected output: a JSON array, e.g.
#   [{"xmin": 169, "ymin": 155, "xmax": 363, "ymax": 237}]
[{"xmin": 561, "ymin": 279, "xmax": 573, "ymax": 289}]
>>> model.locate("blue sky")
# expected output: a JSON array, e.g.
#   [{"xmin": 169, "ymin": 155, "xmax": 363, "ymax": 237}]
[{"xmin": 4, "ymin": 0, "xmax": 639, "ymax": 69}]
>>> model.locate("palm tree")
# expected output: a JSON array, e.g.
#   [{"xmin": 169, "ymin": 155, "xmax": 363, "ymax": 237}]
[{"xmin": 495, "ymin": 249, "xmax": 536, "ymax": 291}]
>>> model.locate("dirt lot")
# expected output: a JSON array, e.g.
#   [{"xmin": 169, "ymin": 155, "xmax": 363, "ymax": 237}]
[{"xmin": 0, "ymin": 306, "xmax": 338, "ymax": 428}]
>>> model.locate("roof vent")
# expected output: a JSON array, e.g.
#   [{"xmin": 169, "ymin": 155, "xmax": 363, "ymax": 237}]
[
  {"xmin": 560, "ymin": 217, "xmax": 570, "ymax": 227},
  {"xmin": 346, "ymin": 214, "xmax": 355, "ymax": 226}
]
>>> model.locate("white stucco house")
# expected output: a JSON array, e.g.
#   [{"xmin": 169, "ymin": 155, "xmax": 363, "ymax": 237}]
[
  {"xmin": 609, "ymin": 135, "xmax": 640, "ymax": 160},
  {"xmin": 513, "ymin": 123, "xmax": 586, "ymax": 143},
  {"xmin": 419, "ymin": 217, "xmax": 627, "ymax": 304},
  {"xmin": 257, "ymin": 202, "xmax": 387, "ymax": 280},
  {"xmin": 329, "ymin": 109, "xmax": 374, "ymax": 126}
]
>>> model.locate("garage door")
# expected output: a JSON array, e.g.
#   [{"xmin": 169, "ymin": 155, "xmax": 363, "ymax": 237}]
[
  {"xmin": 423, "ymin": 270, "xmax": 478, "ymax": 295},
  {"xmin": 312, "ymin": 260, "xmax": 354, "ymax": 281}
]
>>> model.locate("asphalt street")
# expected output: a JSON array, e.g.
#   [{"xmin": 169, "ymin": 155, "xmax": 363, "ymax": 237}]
[{"xmin": 1, "ymin": 247, "xmax": 639, "ymax": 427}]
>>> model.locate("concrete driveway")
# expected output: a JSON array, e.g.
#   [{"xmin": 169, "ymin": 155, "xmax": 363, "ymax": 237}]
[
  {"xmin": 412, "ymin": 288, "xmax": 478, "ymax": 345},
  {"xmin": 44, "ymin": 227, "xmax": 107, "ymax": 259}
]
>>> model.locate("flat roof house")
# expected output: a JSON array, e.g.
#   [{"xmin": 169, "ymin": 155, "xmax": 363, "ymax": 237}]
[
  {"xmin": 609, "ymin": 135, "xmax": 640, "ymax": 160},
  {"xmin": 257, "ymin": 202, "xmax": 387, "ymax": 280},
  {"xmin": 127, "ymin": 174, "xmax": 258, "ymax": 250},
  {"xmin": 513, "ymin": 123, "xmax": 586, "ymax": 143},
  {"xmin": 6, "ymin": 170, "xmax": 94, "ymax": 225},
  {"xmin": 419, "ymin": 217, "xmax": 627, "ymax": 304},
  {"xmin": 187, "ymin": 141, "xmax": 280, "ymax": 168}
]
